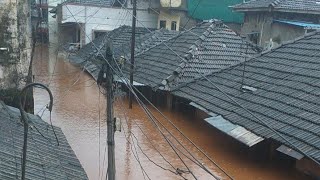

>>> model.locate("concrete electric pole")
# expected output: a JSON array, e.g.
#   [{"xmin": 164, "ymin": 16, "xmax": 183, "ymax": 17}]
[
  {"xmin": 129, "ymin": 0, "xmax": 137, "ymax": 109},
  {"xmin": 105, "ymin": 46, "xmax": 116, "ymax": 180}
]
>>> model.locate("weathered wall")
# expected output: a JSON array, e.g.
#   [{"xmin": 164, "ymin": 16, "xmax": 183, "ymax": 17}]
[
  {"xmin": 270, "ymin": 22, "xmax": 305, "ymax": 44},
  {"xmin": 158, "ymin": 10, "xmax": 181, "ymax": 30},
  {"xmin": 0, "ymin": 0, "xmax": 31, "ymax": 89},
  {"xmin": 241, "ymin": 12, "xmax": 315, "ymax": 48}
]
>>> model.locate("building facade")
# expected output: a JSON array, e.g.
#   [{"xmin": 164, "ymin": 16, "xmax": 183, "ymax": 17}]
[
  {"xmin": 155, "ymin": 0, "xmax": 196, "ymax": 31},
  {"xmin": 57, "ymin": 0, "xmax": 159, "ymax": 47},
  {"xmin": 232, "ymin": 0, "xmax": 320, "ymax": 48},
  {"xmin": 0, "ymin": 0, "xmax": 32, "ymax": 94}
]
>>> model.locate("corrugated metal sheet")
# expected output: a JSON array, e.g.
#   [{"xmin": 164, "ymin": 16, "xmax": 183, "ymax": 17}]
[
  {"xmin": 205, "ymin": 116, "xmax": 264, "ymax": 147},
  {"xmin": 114, "ymin": 75, "xmax": 145, "ymax": 86},
  {"xmin": 190, "ymin": 102, "xmax": 264, "ymax": 147},
  {"xmin": 277, "ymin": 145, "xmax": 304, "ymax": 160},
  {"xmin": 274, "ymin": 20, "xmax": 320, "ymax": 29},
  {"xmin": 173, "ymin": 31, "xmax": 320, "ymax": 161}
]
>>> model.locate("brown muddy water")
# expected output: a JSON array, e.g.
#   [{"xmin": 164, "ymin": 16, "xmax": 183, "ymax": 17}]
[{"xmin": 32, "ymin": 45, "xmax": 310, "ymax": 180}]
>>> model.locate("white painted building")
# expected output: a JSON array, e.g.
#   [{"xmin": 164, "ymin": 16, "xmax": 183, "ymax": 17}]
[{"xmin": 57, "ymin": 0, "xmax": 159, "ymax": 46}]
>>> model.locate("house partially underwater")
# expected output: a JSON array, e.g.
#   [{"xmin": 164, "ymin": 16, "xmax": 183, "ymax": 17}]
[
  {"xmin": 173, "ymin": 31, "xmax": 320, "ymax": 178},
  {"xmin": 69, "ymin": 20, "xmax": 260, "ymax": 93},
  {"xmin": 0, "ymin": 101, "xmax": 88, "ymax": 179}
]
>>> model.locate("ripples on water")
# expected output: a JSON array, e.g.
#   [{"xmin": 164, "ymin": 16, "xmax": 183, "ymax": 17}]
[{"xmin": 32, "ymin": 46, "xmax": 310, "ymax": 180}]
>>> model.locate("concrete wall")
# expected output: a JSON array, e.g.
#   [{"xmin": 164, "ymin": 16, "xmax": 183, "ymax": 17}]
[
  {"xmin": 270, "ymin": 22, "xmax": 305, "ymax": 44},
  {"xmin": 0, "ymin": 0, "xmax": 31, "ymax": 89},
  {"xmin": 48, "ymin": 0, "xmax": 60, "ymax": 49},
  {"xmin": 241, "ymin": 12, "xmax": 315, "ymax": 48},
  {"xmin": 158, "ymin": 10, "xmax": 180, "ymax": 30},
  {"xmin": 60, "ymin": 4, "xmax": 158, "ymax": 44}
]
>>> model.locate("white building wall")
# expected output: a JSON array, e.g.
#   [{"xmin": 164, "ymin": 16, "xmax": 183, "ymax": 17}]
[
  {"xmin": 48, "ymin": 0, "xmax": 60, "ymax": 47},
  {"xmin": 61, "ymin": 4, "xmax": 158, "ymax": 44}
]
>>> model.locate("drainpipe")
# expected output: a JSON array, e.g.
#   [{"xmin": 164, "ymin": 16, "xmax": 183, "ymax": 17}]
[{"xmin": 19, "ymin": 83, "xmax": 53, "ymax": 180}]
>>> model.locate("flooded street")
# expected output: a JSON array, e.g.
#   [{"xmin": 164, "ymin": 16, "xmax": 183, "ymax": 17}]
[{"xmin": 32, "ymin": 45, "xmax": 310, "ymax": 180}]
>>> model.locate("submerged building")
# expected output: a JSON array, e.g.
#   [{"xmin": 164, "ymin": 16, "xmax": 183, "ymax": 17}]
[{"xmin": 173, "ymin": 31, "xmax": 320, "ymax": 178}]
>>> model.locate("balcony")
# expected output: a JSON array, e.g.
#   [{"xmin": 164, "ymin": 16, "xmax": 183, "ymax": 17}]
[{"xmin": 159, "ymin": 0, "xmax": 187, "ymax": 11}]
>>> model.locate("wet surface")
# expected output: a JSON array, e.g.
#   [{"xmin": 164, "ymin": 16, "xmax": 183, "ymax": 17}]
[{"xmin": 33, "ymin": 45, "xmax": 310, "ymax": 180}]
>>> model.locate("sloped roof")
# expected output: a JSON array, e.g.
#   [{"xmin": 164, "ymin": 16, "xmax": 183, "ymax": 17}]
[
  {"xmin": 173, "ymin": 31, "xmax": 320, "ymax": 162},
  {"xmin": 69, "ymin": 26, "xmax": 155, "ymax": 79},
  {"xmin": 0, "ymin": 101, "xmax": 88, "ymax": 179},
  {"xmin": 63, "ymin": 0, "xmax": 114, "ymax": 7},
  {"xmin": 122, "ymin": 20, "xmax": 260, "ymax": 89},
  {"xmin": 69, "ymin": 26, "xmax": 177, "ymax": 80},
  {"xmin": 233, "ymin": 0, "xmax": 320, "ymax": 14}
]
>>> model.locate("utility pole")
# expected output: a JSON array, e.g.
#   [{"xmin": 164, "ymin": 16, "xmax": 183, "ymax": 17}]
[
  {"xmin": 129, "ymin": 0, "xmax": 137, "ymax": 109},
  {"xmin": 105, "ymin": 46, "xmax": 116, "ymax": 180}
]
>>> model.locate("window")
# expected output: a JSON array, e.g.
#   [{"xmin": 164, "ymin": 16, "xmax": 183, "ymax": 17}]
[
  {"xmin": 171, "ymin": 21, "xmax": 177, "ymax": 31},
  {"xmin": 93, "ymin": 31, "xmax": 107, "ymax": 39},
  {"xmin": 247, "ymin": 32, "xmax": 260, "ymax": 45},
  {"xmin": 160, "ymin": 20, "xmax": 166, "ymax": 29}
]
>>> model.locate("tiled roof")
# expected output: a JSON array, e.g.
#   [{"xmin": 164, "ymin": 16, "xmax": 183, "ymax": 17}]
[
  {"xmin": 233, "ymin": 0, "xmax": 320, "ymax": 14},
  {"xmin": 0, "ymin": 101, "xmax": 88, "ymax": 179},
  {"xmin": 121, "ymin": 20, "xmax": 260, "ymax": 89},
  {"xmin": 173, "ymin": 31, "xmax": 320, "ymax": 162},
  {"xmin": 63, "ymin": 0, "xmax": 114, "ymax": 7},
  {"xmin": 69, "ymin": 26, "xmax": 177, "ymax": 80}
]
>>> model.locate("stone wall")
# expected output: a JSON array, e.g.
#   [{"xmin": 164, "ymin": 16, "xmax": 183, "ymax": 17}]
[{"xmin": 0, "ymin": 0, "xmax": 32, "ymax": 106}]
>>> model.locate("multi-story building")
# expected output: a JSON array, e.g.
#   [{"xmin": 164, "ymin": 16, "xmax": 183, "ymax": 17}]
[
  {"xmin": 56, "ymin": 0, "xmax": 159, "ymax": 47},
  {"xmin": 153, "ymin": 0, "xmax": 195, "ymax": 31},
  {"xmin": 154, "ymin": 0, "xmax": 245, "ymax": 32}
]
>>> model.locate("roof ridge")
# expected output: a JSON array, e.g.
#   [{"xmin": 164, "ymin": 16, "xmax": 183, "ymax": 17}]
[
  {"xmin": 172, "ymin": 30, "xmax": 320, "ymax": 91},
  {"xmin": 119, "ymin": 28, "xmax": 178, "ymax": 58},
  {"xmin": 270, "ymin": 0, "xmax": 281, "ymax": 7},
  {"xmin": 134, "ymin": 26, "xmax": 196, "ymax": 57},
  {"xmin": 165, "ymin": 20, "xmax": 247, "ymax": 89}
]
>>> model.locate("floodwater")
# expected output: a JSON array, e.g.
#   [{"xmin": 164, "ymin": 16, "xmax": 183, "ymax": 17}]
[{"xmin": 33, "ymin": 45, "xmax": 310, "ymax": 180}]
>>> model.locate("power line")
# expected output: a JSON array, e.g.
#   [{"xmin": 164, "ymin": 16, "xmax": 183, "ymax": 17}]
[
  {"xmin": 104, "ymin": 2, "xmax": 231, "ymax": 178},
  {"xmin": 63, "ymin": 3, "xmax": 226, "ymax": 178},
  {"xmin": 64, "ymin": 13, "xmax": 212, "ymax": 180},
  {"xmin": 117, "ymin": 99, "xmax": 188, "ymax": 179},
  {"xmin": 116, "ymin": 0, "xmax": 320, "ymax": 167},
  {"xmin": 120, "ymin": 115, "xmax": 151, "ymax": 180},
  {"xmin": 118, "ymin": 99, "xmax": 179, "ymax": 172}
]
